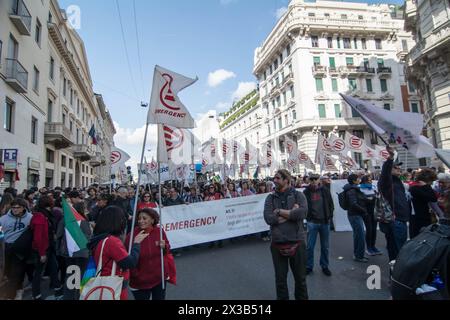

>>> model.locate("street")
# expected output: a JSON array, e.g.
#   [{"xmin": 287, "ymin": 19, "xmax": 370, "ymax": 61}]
[{"xmin": 24, "ymin": 231, "xmax": 391, "ymax": 300}]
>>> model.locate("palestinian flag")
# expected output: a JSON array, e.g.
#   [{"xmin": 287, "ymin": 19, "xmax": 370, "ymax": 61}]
[{"xmin": 62, "ymin": 197, "xmax": 88, "ymax": 257}]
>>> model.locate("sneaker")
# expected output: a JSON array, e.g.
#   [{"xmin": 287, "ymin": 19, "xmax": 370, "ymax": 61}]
[
  {"xmin": 322, "ymin": 268, "xmax": 332, "ymax": 276},
  {"xmin": 14, "ymin": 289, "xmax": 24, "ymax": 300},
  {"xmin": 306, "ymin": 268, "xmax": 313, "ymax": 275},
  {"xmin": 353, "ymin": 256, "xmax": 369, "ymax": 263},
  {"xmin": 366, "ymin": 248, "xmax": 377, "ymax": 256},
  {"xmin": 372, "ymin": 247, "xmax": 383, "ymax": 256},
  {"xmin": 262, "ymin": 237, "xmax": 271, "ymax": 242},
  {"xmin": 32, "ymin": 294, "xmax": 42, "ymax": 300},
  {"xmin": 54, "ymin": 287, "xmax": 64, "ymax": 299}
]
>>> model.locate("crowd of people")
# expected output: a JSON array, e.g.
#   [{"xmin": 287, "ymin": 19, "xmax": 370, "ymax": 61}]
[{"xmin": 1, "ymin": 147, "xmax": 450, "ymax": 300}]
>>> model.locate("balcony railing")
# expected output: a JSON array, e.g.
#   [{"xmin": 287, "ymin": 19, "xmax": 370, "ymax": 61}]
[
  {"xmin": 73, "ymin": 145, "xmax": 94, "ymax": 162},
  {"xmin": 5, "ymin": 58, "xmax": 28, "ymax": 93},
  {"xmin": 312, "ymin": 65, "xmax": 327, "ymax": 77},
  {"xmin": 9, "ymin": 0, "xmax": 32, "ymax": 35},
  {"xmin": 377, "ymin": 67, "xmax": 392, "ymax": 77},
  {"xmin": 45, "ymin": 123, "xmax": 73, "ymax": 149}
]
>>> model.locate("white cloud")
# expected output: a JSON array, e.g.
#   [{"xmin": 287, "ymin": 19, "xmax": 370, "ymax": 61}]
[
  {"xmin": 275, "ymin": 7, "xmax": 288, "ymax": 20},
  {"xmin": 231, "ymin": 82, "xmax": 257, "ymax": 101},
  {"xmin": 215, "ymin": 101, "xmax": 230, "ymax": 111},
  {"xmin": 208, "ymin": 69, "xmax": 236, "ymax": 87}
]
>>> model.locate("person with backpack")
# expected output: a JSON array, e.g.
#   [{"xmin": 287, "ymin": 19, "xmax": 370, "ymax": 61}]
[
  {"xmin": 343, "ymin": 174, "xmax": 369, "ymax": 263},
  {"xmin": 0, "ymin": 198, "xmax": 32, "ymax": 300},
  {"xmin": 264, "ymin": 169, "xmax": 309, "ymax": 300},
  {"xmin": 303, "ymin": 174, "xmax": 334, "ymax": 276},
  {"xmin": 378, "ymin": 146, "xmax": 411, "ymax": 262},
  {"xmin": 360, "ymin": 175, "xmax": 382, "ymax": 256}
]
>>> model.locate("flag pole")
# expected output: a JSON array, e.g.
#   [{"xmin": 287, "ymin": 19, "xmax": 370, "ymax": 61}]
[
  {"xmin": 128, "ymin": 122, "xmax": 149, "ymax": 254},
  {"xmin": 157, "ymin": 161, "xmax": 166, "ymax": 290}
]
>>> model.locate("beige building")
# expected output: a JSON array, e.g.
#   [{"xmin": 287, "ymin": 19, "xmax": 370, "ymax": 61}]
[
  {"xmin": 404, "ymin": 0, "xmax": 450, "ymax": 149},
  {"xmin": 250, "ymin": 0, "xmax": 426, "ymax": 172},
  {"xmin": 0, "ymin": 0, "xmax": 116, "ymax": 192}
]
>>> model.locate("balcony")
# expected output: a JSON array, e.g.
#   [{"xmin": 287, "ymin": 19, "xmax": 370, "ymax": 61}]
[
  {"xmin": 312, "ymin": 65, "xmax": 327, "ymax": 77},
  {"xmin": 329, "ymin": 67, "xmax": 339, "ymax": 76},
  {"xmin": 339, "ymin": 66, "xmax": 358, "ymax": 77},
  {"xmin": 45, "ymin": 123, "xmax": 73, "ymax": 149},
  {"xmin": 270, "ymin": 84, "xmax": 281, "ymax": 97},
  {"xmin": 377, "ymin": 67, "xmax": 392, "ymax": 78},
  {"xmin": 73, "ymin": 145, "xmax": 94, "ymax": 162},
  {"xmin": 5, "ymin": 59, "xmax": 28, "ymax": 93},
  {"xmin": 9, "ymin": 0, "xmax": 32, "ymax": 35},
  {"xmin": 282, "ymin": 73, "xmax": 294, "ymax": 86},
  {"xmin": 89, "ymin": 153, "xmax": 102, "ymax": 167},
  {"xmin": 100, "ymin": 155, "xmax": 107, "ymax": 165}
]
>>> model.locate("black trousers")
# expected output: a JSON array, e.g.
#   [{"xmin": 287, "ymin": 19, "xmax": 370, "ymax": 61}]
[
  {"xmin": 270, "ymin": 242, "xmax": 308, "ymax": 300},
  {"xmin": 363, "ymin": 201, "xmax": 377, "ymax": 249},
  {"xmin": 132, "ymin": 282, "xmax": 167, "ymax": 300},
  {"xmin": 3, "ymin": 245, "xmax": 28, "ymax": 299}
]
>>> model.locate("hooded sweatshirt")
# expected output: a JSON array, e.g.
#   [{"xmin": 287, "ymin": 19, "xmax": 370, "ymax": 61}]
[{"xmin": 0, "ymin": 210, "xmax": 32, "ymax": 243}]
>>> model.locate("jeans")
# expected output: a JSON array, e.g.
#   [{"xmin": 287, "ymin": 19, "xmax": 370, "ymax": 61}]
[
  {"xmin": 306, "ymin": 223, "xmax": 330, "ymax": 270},
  {"xmin": 32, "ymin": 249, "xmax": 62, "ymax": 299},
  {"xmin": 270, "ymin": 242, "xmax": 308, "ymax": 300},
  {"xmin": 363, "ymin": 201, "xmax": 377, "ymax": 249},
  {"xmin": 132, "ymin": 282, "xmax": 166, "ymax": 300},
  {"xmin": 380, "ymin": 220, "xmax": 408, "ymax": 261},
  {"xmin": 348, "ymin": 215, "xmax": 366, "ymax": 259}
]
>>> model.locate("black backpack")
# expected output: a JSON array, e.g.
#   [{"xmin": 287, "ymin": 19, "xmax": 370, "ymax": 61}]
[
  {"xmin": 391, "ymin": 224, "xmax": 450, "ymax": 300},
  {"xmin": 337, "ymin": 190, "xmax": 349, "ymax": 210}
]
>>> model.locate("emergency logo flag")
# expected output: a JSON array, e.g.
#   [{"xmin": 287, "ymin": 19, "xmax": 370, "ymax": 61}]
[
  {"xmin": 157, "ymin": 124, "xmax": 188, "ymax": 163},
  {"xmin": 147, "ymin": 65, "xmax": 198, "ymax": 128},
  {"xmin": 62, "ymin": 197, "xmax": 88, "ymax": 257}
]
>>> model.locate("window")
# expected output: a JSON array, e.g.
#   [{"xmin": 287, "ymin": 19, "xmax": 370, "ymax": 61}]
[
  {"xmin": 49, "ymin": 57, "xmax": 55, "ymax": 80},
  {"xmin": 70, "ymin": 89, "xmax": 73, "ymax": 105},
  {"xmin": 348, "ymin": 78, "xmax": 357, "ymax": 91},
  {"xmin": 47, "ymin": 99, "xmax": 53, "ymax": 123},
  {"xmin": 0, "ymin": 40, "xmax": 2, "ymax": 62},
  {"xmin": 279, "ymin": 53, "xmax": 283, "ymax": 64},
  {"xmin": 380, "ymin": 79, "xmax": 388, "ymax": 92},
  {"xmin": 327, "ymin": 37, "xmax": 333, "ymax": 48},
  {"xmin": 315, "ymin": 78, "xmax": 324, "ymax": 92},
  {"xmin": 311, "ymin": 36, "xmax": 319, "ymax": 48},
  {"xmin": 408, "ymin": 81, "xmax": 416, "ymax": 93},
  {"xmin": 4, "ymin": 99, "xmax": 14, "ymax": 133},
  {"xmin": 48, "ymin": 12, "xmax": 53, "ymax": 23},
  {"xmin": 267, "ymin": 124, "xmax": 271, "ymax": 136},
  {"xmin": 33, "ymin": 67, "xmax": 40, "ymax": 93},
  {"xmin": 63, "ymin": 78, "xmax": 67, "ymax": 96},
  {"xmin": 337, "ymin": 37, "xmax": 341, "ymax": 49},
  {"xmin": 353, "ymin": 38, "xmax": 358, "ymax": 49},
  {"xmin": 329, "ymin": 57, "xmax": 336, "ymax": 69},
  {"xmin": 292, "ymin": 110, "xmax": 297, "ymax": 120},
  {"xmin": 31, "ymin": 117, "xmax": 38, "ymax": 144},
  {"xmin": 77, "ymin": 99, "xmax": 80, "ymax": 115},
  {"xmin": 343, "ymin": 38, "xmax": 351, "ymax": 49},
  {"xmin": 46, "ymin": 149, "xmax": 55, "ymax": 163},
  {"xmin": 331, "ymin": 78, "xmax": 338, "ymax": 92},
  {"xmin": 69, "ymin": 159, "xmax": 73, "ymax": 169},
  {"xmin": 361, "ymin": 38, "xmax": 367, "ymax": 50},
  {"xmin": 370, "ymin": 131, "xmax": 378, "ymax": 144},
  {"xmin": 377, "ymin": 58, "xmax": 384, "ymax": 68},
  {"xmin": 290, "ymin": 85, "xmax": 295, "ymax": 98},
  {"xmin": 411, "ymin": 103, "xmax": 419, "ymax": 113},
  {"xmin": 334, "ymin": 104, "xmax": 342, "ymax": 118},
  {"xmin": 375, "ymin": 38, "xmax": 382, "ymax": 49},
  {"xmin": 308, "ymin": 12, "xmax": 315, "ymax": 17},
  {"xmin": 284, "ymin": 115, "xmax": 288, "ymax": 127},
  {"xmin": 366, "ymin": 79, "xmax": 373, "ymax": 92},
  {"xmin": 286, "ymin": 44, "xmax": 291, "ymax": 56},
  {"xmin": 358, "ymin": 15, "xmax": 364, "ymax": 20},
  {"xmin": 419, "ymin": 158, "xmax": 427, "ymax": 167},
  {"xmin": 318, "ymin": 104, "xmax": 326, "ymax": 118},
  {"xmin": 384, "ymin": 104, "xmax": 391, "ymax": 110},
  {"xmin": 62, "ymin": 155, "xmax": 67, "ymax": 167},
  {"xmin": 325, "ymin": 13, "xmax": 330, "ymax": 18},
  {"xmin": 353, "ymin": 130, "xmax": 364, "ymax": 139},
  {"xmin": 346, "ymin": 57, "xmax": 354, "ymax": 66},
  {"xmin": 35, "ymin": 19, "xmax": 42, "ymax": 46},
  {"xmin": 45, "ymin": 169, "xmax": 54, "ymax": 188},
  {"xmin": 278, "ymin": 117, "xmax": 282, "ymax": 130},
  {"xmin": 62, "ymin": 112, "xmax": 66, "ymax": 125},
  {"xmin": 274, "ymin": 59, "xmax": 278, "ymax": 70},
  {"xmin": 61, "ymin": 172, "xmax": 66, "ymax": 187},
  {"xmin": 341, "ymin": 14, "xmax": 348, "ymax": 19},
  {"xmin": 276, "ymin": 96, "xmax": 281, "ymax": 108},
  {"xmin": 283, "ymin": 91, "xmax": 287, "ymax": 105},
  {"xmin": 402, "ymin": 39, "xmax": 408, "ymax": 51},
  {"xmin": 363, "ymin": 58, "xmax": 369, "ymax": 69},
  {"xmin": 313, "ymin": 56, "xmax": 321, "ymax": 66},
  {"xmin": 69, "ymin": 120, "xmax": 73, "ymax": 133},
  {"xmin": 354, "ymin": 152, "xmax": 363, "ymax": 168}
]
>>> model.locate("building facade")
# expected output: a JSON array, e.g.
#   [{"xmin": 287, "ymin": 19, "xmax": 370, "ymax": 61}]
[
  {"xmin": 240, "ymin": 0, "xmax": 427, "ymax": 172},
  {"xmin": 0, "ymin": 0, "xmax": 115, "ymax": 192},
  {"xmin": 404, "ymin": 0, "xmax": 450, "ymax": 150}
]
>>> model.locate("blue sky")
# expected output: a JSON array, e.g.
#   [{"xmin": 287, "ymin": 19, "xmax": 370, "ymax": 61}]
[{"xmin": 58, "ymin": 0, "xmax": 405, "ymax": 169}]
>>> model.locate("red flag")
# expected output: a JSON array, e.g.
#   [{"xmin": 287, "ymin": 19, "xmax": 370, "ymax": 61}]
[{"xmin": 15, "ymin": 169, "xmax": 20, "ymax": 181}]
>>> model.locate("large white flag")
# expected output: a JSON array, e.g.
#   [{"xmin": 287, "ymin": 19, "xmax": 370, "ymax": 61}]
[
  {"xmin": 297, "ymin": 151, "xmax": 316, "ymax": 170},
  {"xmin": 157, "ymin": 124, "xmax": 191, "ymax": 164},
  {"xmin": 147, "ymin": 65, "xmax": 197, "ymax": 128},
  {"xmin": 327, "ymin": 134, "xmax": 349, "ymax": 156},
  {"xmin": 222, "ymin": 139, "xmax": 233, "ymax": 165},
  {"xmin": 111, "ymin": 146, "xmax": 131, "ymax": 173},
  {"xmin": 340, "ymin": 94, "xmax": 435, "ymax": 158},
  {"xmin": 345, "ymin": 133, "xmax": 366, "ymax": 153}
]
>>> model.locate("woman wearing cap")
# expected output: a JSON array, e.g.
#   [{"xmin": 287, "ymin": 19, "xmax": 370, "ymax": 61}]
[{"xmin": 125, "ymin": 208, "xmax": 175, "ymax": 300}]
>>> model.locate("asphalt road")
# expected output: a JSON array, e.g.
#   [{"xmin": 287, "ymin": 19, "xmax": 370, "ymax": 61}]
[{"xmin": 20, "ymin": 231, "xmax": 392, "ymax": 300}]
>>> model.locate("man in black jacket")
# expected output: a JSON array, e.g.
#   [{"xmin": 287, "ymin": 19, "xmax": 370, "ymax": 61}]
[
  {"xmin": 264, "ymin": 169, "xmax": 308, "ymax": 300},
  {"xmin": 378, "ymin": 146, "xmax": 411, "ymax": 262},
  {"xmin": 303, "ymin": 174, "xmax": 334, "ymax": 276}
]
